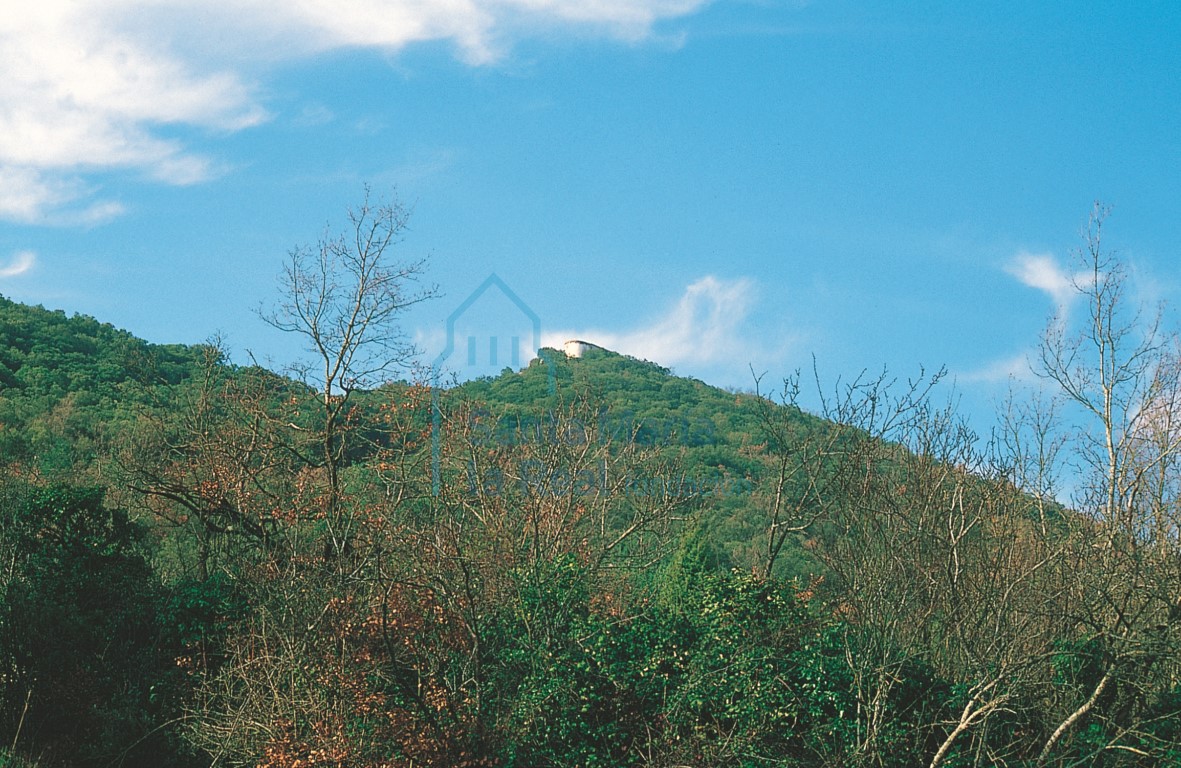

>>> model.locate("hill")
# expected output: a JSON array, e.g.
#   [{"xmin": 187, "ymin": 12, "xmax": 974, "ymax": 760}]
[
  {"xmin": 4, "ymin": 294, "xmax": 1181, "ymax": 768},
  {"xmin": 0, "ymin": 295, "xmax": 209, "ymax": 470},
  {"xmin": 0, "ymin": 295, "xmax": 819, "ymax": 574}
]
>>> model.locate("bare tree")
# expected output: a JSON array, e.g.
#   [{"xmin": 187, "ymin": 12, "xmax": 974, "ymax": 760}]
[
  {"xmin": 1028, "ymin": 204, "xmax": 1181, "ymax": 764},
  {"xmin": 180, "ymin": 192, "xmax": 442, "ymax": 766},
  {"xmin": 261, "ymin": 187, "xmax": 437, "ymax": 557},
  {"xmin": 1036, "ymin": 204, "xmax": 1175, "ymax": 534},
  {"xmin": 786, "ymin": 206, "xmax": 1181, "ymax": 766},
  {"xmin": 811, "ymin": 372, "xmax": 1068, "ymax": 766},
  {"xmin": 750, "ymin": 368, "xmax": 835, "ymax": 579}
]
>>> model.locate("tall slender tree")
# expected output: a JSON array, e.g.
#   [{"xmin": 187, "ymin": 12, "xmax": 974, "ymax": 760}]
[{"xmin": 261, "ymin": 187, "xmax": 437, "ymax": 559}]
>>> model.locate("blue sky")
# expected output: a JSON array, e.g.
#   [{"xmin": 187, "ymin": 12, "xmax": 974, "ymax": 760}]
[{"xmin": 1, "ymin": 1, "xmax": 1180, "ymax": 424}]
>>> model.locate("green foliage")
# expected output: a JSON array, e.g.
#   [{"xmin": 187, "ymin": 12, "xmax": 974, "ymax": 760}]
[
  {"xmin": 485, "ymin": 546, "xmax": 880, "ymax": 768},
  {"xmin": 0, "ymin": 295, "xmax": 206, "ymax": 473},
  {"xmin": 491, "ymin": 558, "xmax": 654, "ymax": 768},
  {"xmin": 164, "ymin": 572, "xmax": 249, "ymax": 671},
  {"xmin": 0, "ymin": 482, "xmax": 203, "ymax": 767},
  {"xmin": 658, "ymin": 569, "xmax": 810, "ymax": 765},
  {"xmin": 484, "ymin": 558, "xmax": 962, "ymax": 768}
]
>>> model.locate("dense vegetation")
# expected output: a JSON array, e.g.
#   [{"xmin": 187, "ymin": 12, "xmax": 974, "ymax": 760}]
[
  {"xmin": 0, "ymin": 295, "xmax": 207, "ymax": 472},
  {"xmin": 4, "ymin": 205, "xmax": 1181, "ymax": 767}
]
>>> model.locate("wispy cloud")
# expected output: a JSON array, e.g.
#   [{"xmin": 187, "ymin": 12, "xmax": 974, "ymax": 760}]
[
  {"xmin": 544, "ymin": 275, "xmax": 774, "ymax": 369},
  {"xmin": 0, "ymin": 0, "xmax": 708, "ymax": 223},
  {"xmin": 974, "ymin": 252, "xmax": 1104, "ymax": 388},
  {"xmin": 958, "ymin": 353, "xmax": 1032, "ymax": 385},
  {"xmin": 0, "ymin": 167, "xmax": 129, "ymax": 226},
  {"xmin": 0, "ymin": 251, "xmax": 36, "ymax": 278},
  {"xmin": 1005, "ymin": 251, "xmax": 1080, "ymax": 310}
]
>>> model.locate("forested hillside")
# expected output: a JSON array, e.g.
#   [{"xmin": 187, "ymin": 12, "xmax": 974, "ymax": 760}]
[
  {"xmin": 0, "ymin": 295, "xmax": 207, "ymax": 470},
  {"xmin": 4, "ymin": 216, "xmax": 1181, "ymax": 768}
]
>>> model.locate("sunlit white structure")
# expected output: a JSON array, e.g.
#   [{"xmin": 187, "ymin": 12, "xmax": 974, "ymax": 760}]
[{"xmin": 562, "ymin": 339, "xmax": 604, "ymax": 358}]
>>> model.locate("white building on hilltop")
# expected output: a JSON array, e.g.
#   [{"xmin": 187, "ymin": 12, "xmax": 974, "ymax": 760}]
[{"xmin": 563, "ymin": 339, "xmax": 604, "ymax": 358}]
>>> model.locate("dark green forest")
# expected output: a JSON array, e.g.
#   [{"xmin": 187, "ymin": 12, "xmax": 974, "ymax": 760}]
[{"xmin": 4, "ymin": 208, "xmax": 1181, "ymax": 767}]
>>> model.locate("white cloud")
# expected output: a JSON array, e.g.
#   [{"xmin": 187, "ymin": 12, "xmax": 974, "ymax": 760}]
[
  {"xmin": 0, "ymin": 0, "xmax": 708, "ymax": 223},
  {"xmin": 65, "ymin": 200, "xmax": 129, "ymax": 227},
  {"xmin": 1005, "ymin": 251, "xmax": 1079, "ymax": 309},
  {"xmin": 958, "ymin": 353, "xmax": 1032, "ymax": 385},
  {"xmin": 0, "ymin": 167, "xmax": 72, "ymax": 223},
  {"xmin": 544, "ymin": 275, "xmax": 768, "ymax": 368},
  {"xmin": 0, "ymin": 166, "xmax": 127, "ymax": 225},
  {"xmin": 0, "ymin": 3, "xmax": 262, "ymax": 222},
  {"xmin": 0, "ymin": 251, "xmax": 37, "ymax": 278}
]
